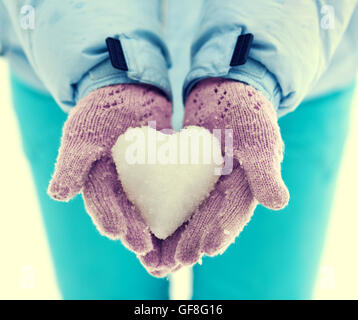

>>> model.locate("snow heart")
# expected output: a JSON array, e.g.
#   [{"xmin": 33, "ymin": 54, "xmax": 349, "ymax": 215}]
[{"xmin": 112, "ymin": 126, "xmax": 225, "ymax": 239}]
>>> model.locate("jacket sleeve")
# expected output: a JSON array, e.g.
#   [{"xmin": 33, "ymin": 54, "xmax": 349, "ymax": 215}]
[
  {"xmin": 184, "ymin": 0, "xmax": 358, "ymax": 117},
  {"xmin": 2, "ymin": 0, "xmax": 171, "ymax": 111}
]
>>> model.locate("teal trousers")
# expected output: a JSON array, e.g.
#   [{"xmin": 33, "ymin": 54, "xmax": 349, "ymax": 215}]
[{"xmin": 10, "ymin": 73, "xmax": 355, "ymax": 299}]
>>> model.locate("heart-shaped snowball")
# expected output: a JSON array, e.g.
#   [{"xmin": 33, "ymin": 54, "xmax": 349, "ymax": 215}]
[{"xmin": 112, "ymin": 126, "xmax": 224, "ymax": 239}]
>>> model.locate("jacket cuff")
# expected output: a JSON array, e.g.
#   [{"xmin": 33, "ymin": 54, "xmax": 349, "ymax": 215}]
[
  {"xmin": 183, "ymin": 30, "xmax": 282, "ymax": 113},
  {"xmin": 76, "ymin": 35, "xmax": 172, "ymax": 105}
]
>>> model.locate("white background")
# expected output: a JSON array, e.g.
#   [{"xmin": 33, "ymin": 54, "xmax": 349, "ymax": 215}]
[{"xmin": 0, "ymin": 58, "xmax": 357, "ymax": 299}]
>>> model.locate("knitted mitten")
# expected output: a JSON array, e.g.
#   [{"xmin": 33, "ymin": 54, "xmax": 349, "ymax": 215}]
[
  {"xmin": 175, "ymin": 78, "xmax": 289, "ymax": 265},
  {"xmin": 140, "ymin": 78, "xmax": 289, "ymax": 273},
  {"xmin": 139, "ymin": 226, "xmax": 185, "ymax": 277},
  {"xmin": 48, "ymin": 84, "xmax": 172, "ymax": 254}
]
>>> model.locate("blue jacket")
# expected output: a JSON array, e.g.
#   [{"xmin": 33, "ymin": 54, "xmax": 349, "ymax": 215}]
[{"xmin": 1, "ymin": 0, "xmax": 358, "ymax": 121}]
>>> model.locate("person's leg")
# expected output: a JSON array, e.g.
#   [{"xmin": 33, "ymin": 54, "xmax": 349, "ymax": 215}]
[
  {"xmin": 193, "ymin": 84, "xmax": 356, "ymax": 300},
  {"xmin": 10, "ymin": 73, "xmax": 169, "ymax": 300}
]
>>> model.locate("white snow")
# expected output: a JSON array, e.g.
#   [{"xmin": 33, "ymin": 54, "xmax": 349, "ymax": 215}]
[{"xmin": 112, "ymin": 126, "xmax": 224, "ymax": 239}]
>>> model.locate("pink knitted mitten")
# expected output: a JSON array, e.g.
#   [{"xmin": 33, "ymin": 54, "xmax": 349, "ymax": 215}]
[
  {"xmin": 140, "ymin": 78, "xmax": 289, "ymax": 275},
  {"xmin": 175, "ymin": 78, "xmax": 289, "ymax": 264},
  {"xmin": 48, "ymin": 84, "xmax": 172, "ymax": 254}
]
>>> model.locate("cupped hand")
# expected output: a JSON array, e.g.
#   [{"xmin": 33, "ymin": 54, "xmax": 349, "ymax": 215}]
[
  {"xmin": 140, "ymin": 78, "xmax": 289, "ymax": 275},
  {"xmin": 48, "ymin": 84, "xmax": 172, "ymax": 255}
]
